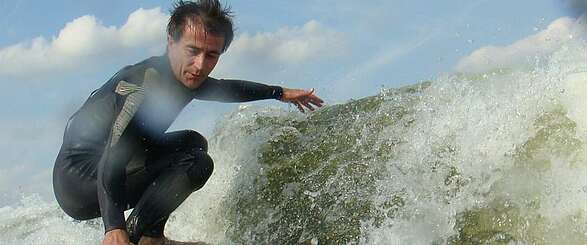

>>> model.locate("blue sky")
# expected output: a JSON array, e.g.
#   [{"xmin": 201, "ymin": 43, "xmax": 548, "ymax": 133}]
[{"xmin": 0, "ymin": 0, "xmax": 582, "ymax": 205}]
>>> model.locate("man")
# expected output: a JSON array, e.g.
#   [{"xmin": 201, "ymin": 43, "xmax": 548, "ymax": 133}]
[{"xmin": 52, "ymin": 1, "xmax": 323, "ymax": 244}]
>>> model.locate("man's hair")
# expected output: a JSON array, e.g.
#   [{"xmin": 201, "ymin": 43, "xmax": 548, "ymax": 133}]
[{"xmin": 167, "ymin": 0, "xmax": 234, "ymax": 53}]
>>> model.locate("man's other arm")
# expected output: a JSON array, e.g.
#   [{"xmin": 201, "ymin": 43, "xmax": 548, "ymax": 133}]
[{"xmin": 192, "ymin": 77, "xmax": 283, "ymax": 102}]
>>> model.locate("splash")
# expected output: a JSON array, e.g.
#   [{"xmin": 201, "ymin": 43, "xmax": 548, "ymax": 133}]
[
  {"xmin": 212, "ymin": 39, "xmax": 587, "ymax": 244},
  {"xmin": 5, "ymin": 35, "xmax": 587, "ymax": 245}
]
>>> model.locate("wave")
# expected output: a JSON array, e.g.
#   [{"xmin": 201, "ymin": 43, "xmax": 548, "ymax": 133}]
[{"xmin": 4, "ymin": 40, "xmax": 587, "ymax": 244}]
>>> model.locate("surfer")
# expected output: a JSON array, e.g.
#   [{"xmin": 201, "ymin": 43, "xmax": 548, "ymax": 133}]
[{"xmin": 51, "ymin": 0, "xmax": 324, "ymax": 244}]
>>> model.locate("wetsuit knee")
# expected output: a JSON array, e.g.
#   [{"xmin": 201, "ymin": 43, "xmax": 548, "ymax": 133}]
[
  {"xmin": 172, "ymin": 130, "xmax": 208, "ymax": 152},
  {"xmin": 186, "ymin": 151, "xmax": 214, "ymax": 190},
  {"xmin": 186, "ymin": 130, "xmax": 208, "ymax": 150}
]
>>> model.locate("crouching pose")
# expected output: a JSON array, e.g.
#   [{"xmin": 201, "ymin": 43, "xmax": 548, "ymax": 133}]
[{"xmin": 52, "ymin": 1, "xmax": 323, "ymax": 244}]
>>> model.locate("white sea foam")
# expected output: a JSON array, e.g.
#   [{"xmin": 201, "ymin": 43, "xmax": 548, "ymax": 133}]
[{"xmin": 365, "ymin": 39, "xmax": 587, "ymax": 244}]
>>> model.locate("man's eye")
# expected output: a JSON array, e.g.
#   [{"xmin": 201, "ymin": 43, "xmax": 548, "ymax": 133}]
[{"xmin": 186, "ymin": 48, "xmax": 199, "ymax": 55}]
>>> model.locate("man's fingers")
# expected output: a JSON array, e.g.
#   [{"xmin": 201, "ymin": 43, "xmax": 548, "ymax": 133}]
[
  {"xmin": 301, "ymin": 100, "xmax": 315, "ymax": 111},
  {"xmin": 303, "ymin": 98, "xmax": 321, "ymax": 108},
  {"xmin": 306, "ymin": 95, "xmax": 323, "ymax": 107},
  {"xmin": 293, "ymin": 101, "xmax": 305, "ymax": 113},
  {"xmin": 308, "ymin": 93, "xmax": 324, "ymax": 103},
  {"xmin": 309, "ymin": 99, "xmax": 323, "ymax": 107}
]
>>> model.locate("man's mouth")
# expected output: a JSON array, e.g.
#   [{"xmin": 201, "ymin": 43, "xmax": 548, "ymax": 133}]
[{"xmin": 186, "ymin": 72, "xmax": 196, "ymax": 80}]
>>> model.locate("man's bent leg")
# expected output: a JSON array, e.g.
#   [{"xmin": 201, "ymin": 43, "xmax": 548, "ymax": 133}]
[{"xmin": 126, "ymin": 130, "xmax": 213, "ymax": 244}]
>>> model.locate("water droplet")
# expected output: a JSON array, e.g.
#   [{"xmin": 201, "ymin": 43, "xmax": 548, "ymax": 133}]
[
  {"xmin": 303, "ymin": 190, "xmax": 320, "ymax": 198},
  {"xmin": 311, "ymin": 238, "xmax": 319, "ymax": 245}
]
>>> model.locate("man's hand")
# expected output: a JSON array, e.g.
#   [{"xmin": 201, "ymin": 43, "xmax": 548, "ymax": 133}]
[
  {"xmin": 280, "ymin": 88, "xmax": 324, "ymax": 113},
  {"xmin": 102, "ymin": 229, "xmax": 131, "ymax": 245}
]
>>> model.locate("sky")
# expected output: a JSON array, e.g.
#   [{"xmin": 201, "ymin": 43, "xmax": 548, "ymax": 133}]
[{"xmin": 0, "ymin": 0, "xmax": 584, "ymax": 205}]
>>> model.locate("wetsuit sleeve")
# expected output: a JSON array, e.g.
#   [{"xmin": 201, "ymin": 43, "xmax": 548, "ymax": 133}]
[
  {"xmin": 192, "ymin": 77, "xmax": 283, "ymax": 102},
  {"xmin": 97, "ymin": 81, "xmax": 145, "ymax": 233},
  {"xmin": 97, "ymin": 130, "xmax": 139, "ymax": 232}
]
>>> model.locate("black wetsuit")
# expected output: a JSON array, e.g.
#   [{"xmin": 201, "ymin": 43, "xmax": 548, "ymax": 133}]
[{"xmin": 52, "ymin": 55, "xmax": 282, "ymax": 243}]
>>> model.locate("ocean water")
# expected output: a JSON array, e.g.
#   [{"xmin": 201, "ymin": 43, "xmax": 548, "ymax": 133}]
[{"xmin": 4, "ymin": 40, "xmax": 587, "ymax": 245}]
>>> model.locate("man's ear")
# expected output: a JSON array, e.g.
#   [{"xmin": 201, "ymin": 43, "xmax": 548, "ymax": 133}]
[{"xmin": 167, "ymin": 35, "xmax": 173, "ymax": 47}]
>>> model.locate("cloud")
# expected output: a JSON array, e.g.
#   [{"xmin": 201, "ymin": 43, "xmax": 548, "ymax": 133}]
[
  {"xmin": 455, "ymin": 14, "xmax": 587, "ymax": 74},
  {"xmin": 214, "ymin": 20, "xmax": 346, "ymax": 77},
  {"xmin": 0, "ymin": 7, "xmax": 168, "ymax": 78},
  {"xmin": 233, "ymin": 20, "xmax": 344, "ymax": 64},
  {"xmin": 1, "ymin": 9, "xmax": 344, "ymax": 82}
]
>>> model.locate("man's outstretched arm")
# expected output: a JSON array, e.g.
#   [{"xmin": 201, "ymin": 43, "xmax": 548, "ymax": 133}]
[{"xmin": 193, "ymin": 77, "xmax": 324, "ymax": 112}]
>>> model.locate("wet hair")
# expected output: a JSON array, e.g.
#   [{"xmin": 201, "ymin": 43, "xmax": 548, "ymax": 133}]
[{"xmin": 167, "ymin": 0, "xmax": 234, "ymax": 52}]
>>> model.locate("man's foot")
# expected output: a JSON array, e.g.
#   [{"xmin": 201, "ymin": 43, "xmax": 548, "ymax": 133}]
[{"xmin": 137, "ymin": 236, "xmax": 209, "ymax": 245}]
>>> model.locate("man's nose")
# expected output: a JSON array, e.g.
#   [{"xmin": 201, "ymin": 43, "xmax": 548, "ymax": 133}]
[{"xmin": 193, "ymin": 53, "xmax": 205, "ymax": 71}]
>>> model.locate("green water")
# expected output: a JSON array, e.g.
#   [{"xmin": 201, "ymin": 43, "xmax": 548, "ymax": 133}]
[{"xmin": 217, "ymin": 71, "xmax": 587, "ymax": 244}]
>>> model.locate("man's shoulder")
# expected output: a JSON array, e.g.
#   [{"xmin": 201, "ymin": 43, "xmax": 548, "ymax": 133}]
[{"xmin": 114, "ymin": 56, "xmax": 163, "ymax": 85}]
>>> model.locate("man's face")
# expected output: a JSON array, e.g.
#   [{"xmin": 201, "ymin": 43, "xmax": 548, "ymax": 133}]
[{"xmin": 167, "ymin": 20, "xmax": 225, "ymax": 89}]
